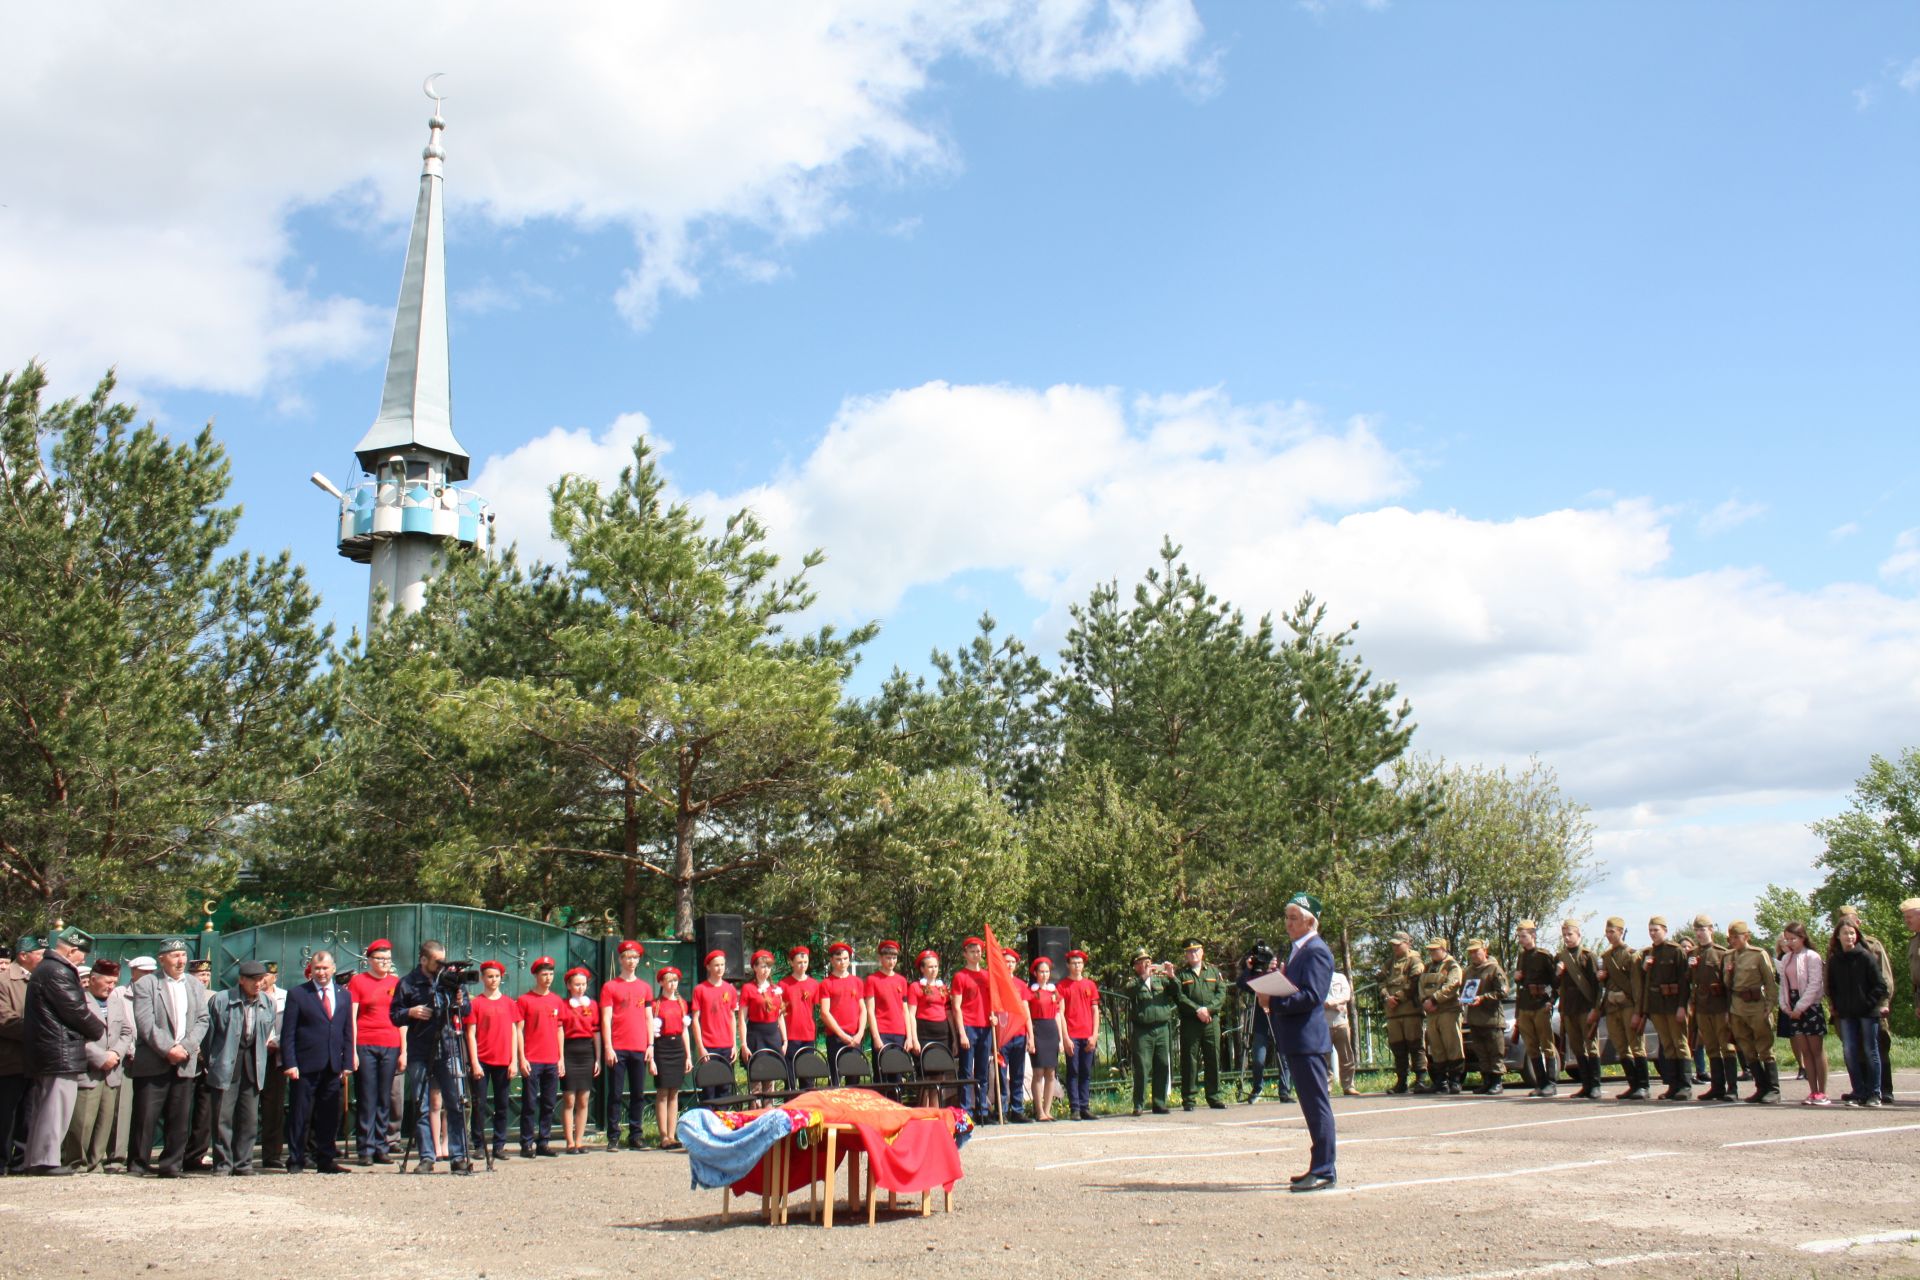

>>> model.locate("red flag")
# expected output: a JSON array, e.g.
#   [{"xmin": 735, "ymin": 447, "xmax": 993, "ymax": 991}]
[{"xmin": 981, "ymin": 924, "xmax": 1030, "ymax": 1048}]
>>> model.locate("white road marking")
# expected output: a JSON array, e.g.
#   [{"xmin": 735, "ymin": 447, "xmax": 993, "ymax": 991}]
[
  {"xmin": 972, "ymin": 1126, "xmax": 1141, "ymax": 1143},
  {"xmin": 1434, "ymin": 1110, "xmax": 1678, "ymax": 1137},
  {"xmin": 1216, "ymin": 1099, "xmax": 1497, "ymax": 1128},
  {"xmin": 1410, "ymin": 1250, "xmax": 1704, "ymax": 1280},
  {"xmin": 1036, "ymin": 1135, "xmax": 1413, "ymax": 1172},
  {"xmin": 1321, "ymin": 1150, "xmax": 1678, "ymax": 1196},
  {"xmin": 1798, "ymin": 1228, "xmax": 1920, "ymax": 1255},
  {"xmin": 1723, "ymin": 1123, "xmax": 1920, "ymax": 1149}
]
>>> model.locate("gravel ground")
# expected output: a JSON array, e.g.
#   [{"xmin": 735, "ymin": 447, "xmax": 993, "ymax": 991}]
[{"xmin": 5, "ymin": 1072, "xmax": 1919, "ymax": 1280}]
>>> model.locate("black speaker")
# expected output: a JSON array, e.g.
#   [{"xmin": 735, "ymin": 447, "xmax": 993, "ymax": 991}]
[
  {"xmin": 696, "ymin": 914, "xmax": 744, "ymax": 981},
  {"xmin": 1026, "ymin": 926, "xmax": 1071, "ymax": 980}
]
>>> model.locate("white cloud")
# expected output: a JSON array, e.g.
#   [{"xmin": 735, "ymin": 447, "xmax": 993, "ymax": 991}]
[
  {"xmin": 1697, "ymin": 497, "xmax": 1766, "ymax": 536},
  {"xmin": 469, "ymin": 412, "xmax": 656, "ymax": 569},
  {"xmin": 1830, "ymin": 521, "xmax": 1861, "ymax": 541},
  {"xmin": 1881, "ymin": 529, "xmax": 1920, "ymax": 584},
  {"xmin": 1902, "ymin": 56, "xmax": 1920, "ymax": 93},
  {"xmin": 0, "ymin": 2, "xmax": 1205, "ymax": 396}
]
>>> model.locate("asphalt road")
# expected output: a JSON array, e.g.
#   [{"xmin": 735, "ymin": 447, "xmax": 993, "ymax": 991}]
[{"xmin": 4, "ymin": 1073, "xmax": 1917, "ymax": 1280}]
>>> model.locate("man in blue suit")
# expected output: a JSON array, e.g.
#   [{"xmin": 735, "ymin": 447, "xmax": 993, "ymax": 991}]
[
  {"xmin": 280, "ymin": 950, "xmax": 352, "ymax": 1174},
  {"xmin": 1269, "ymin": 892, "xmax": 1337, "ymax": 1192}
]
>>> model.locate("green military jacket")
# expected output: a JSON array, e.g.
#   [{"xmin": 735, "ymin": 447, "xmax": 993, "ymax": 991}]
[
  {"xmin": 1417, "ymin": 955, "xmax": 1463, "ymax": 1014},
  {"xmin": 1689, "ymin": 941, "xmax": 1731, "ymax": 1014},
  {"xmin": 1513, "ymin": 946, "xmax": 1556, "ymax": 1012},
  {"xmin": 1379, "ymin": 951, "xmax": 1425, "ymax": 1020},
  {"xmin": 1462, "ymin": 958, "xmax": 1507, "ymax": 1028},
  {"xmin": 1724, "ymin": 945, "xmax": 1779, "ymax": 1011},
  {"xmin": 1128, "ymin": 972, "xmax": 1178, "ymax": 1028},
  {"xmin": 1175, "ymin": 964, "xmax": 1228, "ymax": 1023},
  {"xmin": 1597, "ymin": 941, "xmax": 1641, "ymax": 1014},
  {"xmin": 1555, "ymin": 944, "xmax": 1601, "ymax": 1018},
  {"xmin": 1639, "ymin": 940, "xmax": 1690, "ymax": 1016}
]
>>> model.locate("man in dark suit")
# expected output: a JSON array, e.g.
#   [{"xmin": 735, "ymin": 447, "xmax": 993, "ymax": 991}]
[
  {"xmin": 1270, "ymin": 892, "xmax": 1337, "ymax": 1192},
  {"xmin": 280, "ymin": 951, "xmax": 352, "ymax": 1174}
]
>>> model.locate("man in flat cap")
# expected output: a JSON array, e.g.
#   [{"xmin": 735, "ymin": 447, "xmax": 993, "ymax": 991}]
[
  {"xmin": 23, "ymin": 927, "xmax": 106, "ymax": 1174},
  {"xmin": 1512, "ymin": 921, "xmax": 1558, "ymax": 1097},
  {"xmin": 1271, "ymin": 892, "xmax": 1337, "ymax": 1191},
  {"xmin": 1597, "ymin": 917, "xmax": 1648, "ymax": 1100},
  {"xmin": 0, "ymin": 934, "xmax": 41, "ymax": 1175},
  {"xmin": 1637, "ymin": 916, "xmax": 1691, "ymax": 1101},
  {"xmin": 1416, "ymin": 939, "xmax": 1465, "ymax": 1094},
  {"xmin": 1723, "ymin": 921, "xmax": 1779, "ymax": 1102},
  {"xmin": 129, "ymin": 937, "xmax": 210, "ymax": 1176},
  {"xmin": 204, "ymin": 961, "xmax": 274, "ymax": 1174},
  {"xmin": 1126, "ymin": 950, "xmax": 1176, "ymax": 1115},
  {"xmin": 1174, "ymin": 938, "xmax": 1228, "ymax": 1111},
  {"xmin": 68, "ymin": 957, "xmax": 134, "ymax": 1173},
  {"xmin": 1377, "ymin": 932, "xmax": 1427, "ymax": 1095}
]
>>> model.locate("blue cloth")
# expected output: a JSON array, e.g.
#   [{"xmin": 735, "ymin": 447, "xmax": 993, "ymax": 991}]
[
  {"xmin": 1287, "ymin": 1050, "xmax": 1336, "ymax": 1178},
  {"xmin": 680, "ymin": 1106, "xmax": 798, "ymax": 1191},
  {"xmin": 1271, "ymin": 934, "xmax": 1333, "ymax": 1056}
]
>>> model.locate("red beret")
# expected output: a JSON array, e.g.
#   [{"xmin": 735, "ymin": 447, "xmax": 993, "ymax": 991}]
[
  {"xmin": 1002, "ymin": 948, "xmax": 1020, "ymax": 961},
  {"xmin": 1029, "ymin": 955, "xmax": 1051, "ymax": 974},
  {"xmin": 703, "ymin": 950, "xmax": 727, "ymax": 966},
  {"xmin": 367, "ymin": 938, "xmax": 393, "ymax": 953},
  {"xmin": 1065, "ymin": 949, "xmax": 1088, "ymax": 963},
  {"xmin": 750, "ymin": 949, "xmax": 773, "ymax": 964},
  {"xmin": 531, "ymin": 956, "xmax": 555, "ymax": 972},
  {"xmin": 964, "ymin": 936, "xmax": 985, "ymax": 949},
  {"xmin": 479, "ymin": 960, "xmax": 505, "ymax": 975},
  {"xmin": 565, "ymin": 966, "xmax": 591, "ymax": 982},
  {"xmin": 916, "ymin": 949, "xmax": 940, "ymax": 965},
  {"xmin": 656, "ymin": 966, "xmax": 681, "ymax": 982},
  {"xmin": 788, "ymin": 945, "xmax": 810, "ymax": 959},
  {"xmin": 617, "ymin": 940, "xmax": 645, "ymax": 957},
  {"xmin": 826, "ymin": 941, "xmax": 852, "ymax": 956},
  {"xmin": 877, "ymin": 940, "xmax": 900, "ymax": 955}
]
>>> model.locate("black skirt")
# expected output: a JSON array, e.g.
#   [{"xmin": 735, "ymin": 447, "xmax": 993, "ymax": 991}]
[
  {"xmin": 746, "ymin": 1022, "xmax": 783, "ymax": 1056},
  {"xmin": 1030, "ymin": 1018, "xmax": 1061, "ymax": 1070},
  {"xmin": 562, "ymin": 1038, "xmax": 597, "ymax": 1093},
  {"xmin": 915, "ymin": 1019, "xmax": 950, "ymax": 1054},
  {"xmin": 654, "ymin": 1033, "xmax": 687, "ymax": 1091}
]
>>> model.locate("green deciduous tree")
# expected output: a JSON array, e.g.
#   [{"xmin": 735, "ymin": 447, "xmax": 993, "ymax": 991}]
[
  {"xmin": 1807, "ymin": 747, "xmax": 1920, "ymax": 1029},
  {"xmin": 0, "ymin": 366, "xmax": 329, "ymax": 932}
]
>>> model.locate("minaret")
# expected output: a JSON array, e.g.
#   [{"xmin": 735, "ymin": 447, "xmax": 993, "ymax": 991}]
[{"xmin": 322, "ymin": 79, "xmax": 494, "ymax": 624}]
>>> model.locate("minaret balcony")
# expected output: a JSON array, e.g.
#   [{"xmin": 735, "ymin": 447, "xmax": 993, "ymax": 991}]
[{"xmin": 335, "ymin": 477, "xmax": 493, "ymax": 564}]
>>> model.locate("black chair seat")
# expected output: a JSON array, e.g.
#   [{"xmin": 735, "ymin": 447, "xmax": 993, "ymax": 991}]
[
  {"xmin": 747, "ymin": 1048, "xmax": 789, "ymax": 1084},
  {"xmin": 791, "ymin": 1047, "xmax": 830, "ymax": 1086},
  {"xmin": 834, "ymin": 1045, "xmax": 872, "ymax": 1083},
  {"xmin": 919, "ymin": 1042, "xmax": 959, "ymax": 1074},
  {"xmin": 875, "ymin": 1044, "xmax": 915, "ymax": 1077}
]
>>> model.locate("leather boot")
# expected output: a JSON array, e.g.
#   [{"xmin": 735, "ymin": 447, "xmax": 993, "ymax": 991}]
[
  {"xmin": 1412, "ymin": 1058, "xmax": 1439, "ymax": 1094},
  {"xmin": 1481, "ymin": 1062, "xmax": 1504, "ymax": 1096},
  {"xmin": 1670, "ymin": 1056, "xmax": 1692, "ymax": 1101},
  {"xmin": 1444, "ymin": 1062, "xmax": 1463, "ymax": 1094},
  {"xmin": 1389, "ymin": 1049, "xmax": 1410, "ymax": 1095},
  {"xmin": 1717, "ymin": 1057, "xmax": 1741, "ymax": 1104},
  {"xmin": 1698, "ymin": 1057, "xmax": 1725, "ymax": 1101},
  {"xmin": 1532, "ymin": 1054, "xmax": 1557, "ymax": 1098},
  {"xmin": 1653, "ymin": 1056, "xmax": 1676, "ymax": 1100},
  {"xmin": 1583, "ymin": 1057, "xmax": 1602, "ymax": 1099},
  {"xmin": 1755, "ymin": 1060, "xmax": 1780, "ymax": 1104},
  {"xmin": 1622, "ymin": 1057, "xmax": 1650, "ymax": 1101}
]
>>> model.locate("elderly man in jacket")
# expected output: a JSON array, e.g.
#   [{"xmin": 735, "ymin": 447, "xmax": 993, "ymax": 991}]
[
  {"xmin": 128, "ymin": 937, "xmax": 211, "ymax": 1178},
  {"xmin": 22, "ymin": 927, "xmax": 107, "ymax": 1175},
  {"xmin": 204, "ymin": 961, "xmax": 274, "ymax": 1175},
  {"xmin": 65, "ymin": 959, "xmax": 134, "ymax": 1173},
  {"xmin": 0, "ymin": 935, "xmax": 41, "ymax": 1175}
]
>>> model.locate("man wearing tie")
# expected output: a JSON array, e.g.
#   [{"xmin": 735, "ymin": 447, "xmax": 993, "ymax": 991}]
[
  {"xmin": 1270, "ymin": 892, "xmax": 1337, "ymax": 1192},
  {"xmin": 281, "ymin": 951, "xmax": 352, "ymax": 1174}
]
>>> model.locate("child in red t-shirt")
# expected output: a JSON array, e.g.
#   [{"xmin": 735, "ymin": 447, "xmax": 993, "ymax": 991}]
[
  {"xmin": 559, "ymin": 966, "xmax": 602, "ymax": 1153},
  {"xmin": 689, "ymin": 951, "xmax": 740, "ymax": 1101},
  {"xmin": 1026, "ymin": 957, "xmax": 1069, "ymax": 1121},
  {"xmin": 516, "ymin": 958, "xmax": 565, "ymax": 1156},
  {"xmin": 1058, "ymin": 949, "xmax": 1102, "ymax": 1120},
  {"xmin": 464, "ymin": 960, "xmax": 522, "ymax": 1157},
  {"xmin": 740, "ymin": 949, "xmax": 786, "ymax": 1100},
  {"xmin": 652, "ymin": 967, "xmax": 688, "ymax": 1148}
]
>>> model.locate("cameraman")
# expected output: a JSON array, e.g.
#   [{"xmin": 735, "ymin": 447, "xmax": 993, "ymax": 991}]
[
  {"xmin": 390, "ymin": 940, "xmax": 473, "ymax": 1174},
  {"xmin": 1236, "ymin": 944, "xmax": 1294, "ymax": 1104}
]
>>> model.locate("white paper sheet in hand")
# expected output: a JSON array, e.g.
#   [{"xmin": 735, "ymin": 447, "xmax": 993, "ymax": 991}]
[{"xmin": 1246, "ymin": 968, "xmax": 1298, "ymax": 998}]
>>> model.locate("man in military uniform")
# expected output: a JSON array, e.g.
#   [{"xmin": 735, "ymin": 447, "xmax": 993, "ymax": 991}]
[
  {"xmin": 1688, "ymin": 915, "xmax": 1736, "ymax": 1103},
  {"xmin": 1636, "ymin": 915, "xmax": 1691, "ymax": 1101},
  {"xmin": 1723, "ymin": 920, "xmax": 1779, "ymax": 1103},
  {"xmin": 1127, "ymin": 950, "xmax": 1176, "ymax": 1115},
  {"xmin": 1174, "ymin": 939, "xmax": 1228, "ymax": 1110},
  {"xmin": 1378, "ymin": 933, "xmax": 1426, "ymax": 1095},
  {"xmin": 1511, "ymin": 921, "xmax": 1558, "ymax": 1097},
  {"xmin": 1416, "ymin": 939, "xmax": 1464, "ymax": 1094},
  {"xmin": 1460, "ymin": 940, "xmax": 1508, "ymax": 1095},
  {"xmin": 1835, "ymin": 905, "xmax": 1895, "ymax": 1105},
  {"xmin": 1597, "ymin": 917, "xmax": 1647, "ymax": 1100},
  {"xmin": 1555, "ymin": 920, "xmax": 1602, "ymax": 1098}
]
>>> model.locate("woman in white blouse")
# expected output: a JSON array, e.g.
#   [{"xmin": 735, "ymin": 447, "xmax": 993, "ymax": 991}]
[{"xmin": 1776, "ymin": 921, "xmax": 1829, "ymax": 1106}]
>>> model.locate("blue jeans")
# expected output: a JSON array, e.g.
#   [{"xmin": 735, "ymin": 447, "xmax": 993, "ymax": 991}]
[
  {"xmin": 1838, "ymin": 1017, "xmax": 1884, "ymax": 1101},
  {"xmin": 355, "ymin": 1044, "xmax": 399, "ymax": 1156},
  {"xmin": 609, "ymin": 1049, "xmax": 648, "ymax": 1142},
  {"xmin": 1248, "ymin": 1031, "xmax": 1277, "ymax": 1097},
  {"xmin": 962, "ymin": 1025, "xmax": 994, "ymax": 1116},
  {"xmin": 1001, "ymin": 1034, "xmax": 1028, "ymax": 1117},
  {"xmin": 1066, "ymin": 1037, "xmax": 1095, "ymax": 1113},
  {"xmin": 407, "ymin": 1049, "xmax": 467, "ymax": 1163},
  {"xmin": 520, "ymin": 1062, "xmax": 558, "ymax": 1149},
  {"xmin": 470, "ymin": 1064, "xmax": 513, "ymax": 1152}
]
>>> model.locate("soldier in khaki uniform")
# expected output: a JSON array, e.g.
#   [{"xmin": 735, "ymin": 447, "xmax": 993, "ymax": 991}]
[
  {"xmin": 1597, "ymin": 917, "xmax": 1648, "ymax": 1100},
  {"xmin": 1416, "ymin": 939, "xmax": 1465, "ymax": 1094},
  {"xmin": 1723, "ymin": 921, "xmax": 1779, "ymax": 1103},
  {"xmin": 1512, "ymin": 921, "xmax": 1558, "ymax": 1097},
  {"xmin": 1461, "ymin": 939, "xmax": 1508, "ymax": 1095},
  {"xmin": 1687, "ymin": 915, "xmax": 1736, "ymax": 1103},
  {"xmin": 1637, "ymin": 915, "xmax": 1692, "ymax": 1100},
  {"xmin": 1555, "ymin": 920, "xmax": 1602, "ymax": 1099},
  {"xmin": 1378, "ymin": 932, "xmax": 1426, "ymax": 1095}
]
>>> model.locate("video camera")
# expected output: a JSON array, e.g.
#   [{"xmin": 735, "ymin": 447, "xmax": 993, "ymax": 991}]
[
  {"xmin": 438, "ymin": 959, "xmax": 483, "ymax": 988},
  {"xmin": 1244, "ymin": 940, "xmax": 1276, "ymax": 971}
]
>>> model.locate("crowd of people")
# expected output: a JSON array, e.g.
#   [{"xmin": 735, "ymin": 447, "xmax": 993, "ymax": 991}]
[{"xmin": 1, "ymin": 897, "xmax": 1914, "ymax": 1179}]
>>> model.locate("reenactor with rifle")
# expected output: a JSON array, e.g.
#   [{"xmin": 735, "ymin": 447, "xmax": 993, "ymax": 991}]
[
  {"xmin": 1378, "ymin": 932, "xmax": 1426, "ymax": 1095},
  {"xmin": 1416, "ymin": 939, "xmax": 1464, "ymax": 1094},
  {"xmin": 1461, "ymin": 939, "xmax": 1508, "ymax": 1095},
  {"xmin": 1555, "ymin": 919, "xmax": 1603, "ymax": 1099},
  {"xmin": 1638, "ymin": 916, "xmax": 1692, "ymax": 1101},
  {"xmin": 1598, "ymin": 917, "xmax": 1648, "ymax": 1100},
  {"xmin": 1512, "ymin": 921, "xmax": 1558, "ymax": 1097}
]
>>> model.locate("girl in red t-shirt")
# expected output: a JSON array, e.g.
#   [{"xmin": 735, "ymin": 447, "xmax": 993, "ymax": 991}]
[
  {"xmin": 906, "ymin": 950, "xmax": 952, "ymax": 1055},
  {"xmin": 1026, "ymin": 957, "xmax": 1070, "ymax": 1122},
  {"xmin": 559, "ymin": 967, "xmax": 602, "ymax": 1153},
  {"xmin": 652, "ymin": 967, "xmax": 688, "ymax": 1149},
  {"xmin": 739, "ymin": 949, "xmax": 786, "ymax": 1100},
  {"xmin": 690, "ymin": 950, "xmax": 740, "ymax": 1101}
]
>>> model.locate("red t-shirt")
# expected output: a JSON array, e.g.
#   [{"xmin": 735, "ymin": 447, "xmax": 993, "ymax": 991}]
[
  {"xmin": 690, "ymin": 980, "xmax": 739, "ymax": 1050},
  {"xmin": 654, "ymin": 995, "xmax": 687, "ymax": 1038},
  {"xmin": 740, "ymin": 980, "xmax": 785, "ymax": 1025},
  {"xmin": 951, "ymin": 968, "xmax": 993, "ymax": 1028},
  {"xmin": 348, "ymin": 972, "xmax": 402, "ymax": 1048},
  {"xmin": 906, "ymin": 977, "xmax": 950, "ymax": 1023},
  {"xmin": 598, "ymin": 977, "xmax": 654, "ymax": 1052},
  {"xmin": 782, "ymin": 975, "xmax": 820, "ymax": 1041},
  {"xmin": 1058, "ymin": 977, "xmax": 1099, "ymax": 1039},
  {"xmin": 517, "ymin": 990, "xmax": 565, "ymax": 1064},
  {"xmin": 561, "ymin": 997, "xmax": 600, "ymax": 1040},
  {"xmin": 1028, "ymin": 984, "xmax": 1062, "ymax": 1021},
  {"xmin": 468, "ymin": 992, "xmax": 522, "ymax": 1067},
  {"xmin": 864, "ymin": 971, "xmax": 910, "ymax": 1036},
  {"xmin": 816, "ymin": 974, "xmax": 864, "ymax": 1039}
]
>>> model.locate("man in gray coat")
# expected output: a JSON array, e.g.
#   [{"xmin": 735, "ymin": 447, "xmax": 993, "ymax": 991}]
[
  {"xmin": 128, "ymin": 938, "xmax": 210, "ymax": 1177},
  {"xmin": 65, "ymin": 959, "xmax": 134, "ymax": 1172},
  {"xmin": 204, "ymin": 961, "xmax": 273, "ymax": 1175}
]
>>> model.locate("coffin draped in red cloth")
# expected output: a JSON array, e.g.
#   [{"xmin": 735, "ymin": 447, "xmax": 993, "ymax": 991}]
[{"xmin": 725, "ymin": 1089, "xmax": 965, "ymax": 1197}]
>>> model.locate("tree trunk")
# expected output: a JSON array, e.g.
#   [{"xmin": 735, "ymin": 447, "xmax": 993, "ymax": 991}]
[
  {"xmin": 673, "ymin": 806, "xmax": 696, "ymax": 941},
  {"xmin": 622, "ymin": 783, "xmax": 640, "ymax": 939}
]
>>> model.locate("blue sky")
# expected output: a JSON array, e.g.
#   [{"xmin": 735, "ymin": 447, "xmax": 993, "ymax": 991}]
[{"xmin": 7, "ymin": 2, "xmax": 1920, "ymax": 931}]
